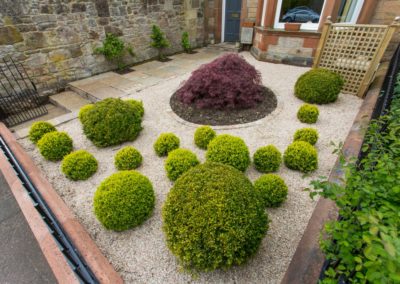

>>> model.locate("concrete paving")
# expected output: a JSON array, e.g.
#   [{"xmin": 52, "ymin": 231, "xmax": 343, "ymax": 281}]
[{"xmin": 0, "ymin": 171, "xmax": 56, "ymax": 283}]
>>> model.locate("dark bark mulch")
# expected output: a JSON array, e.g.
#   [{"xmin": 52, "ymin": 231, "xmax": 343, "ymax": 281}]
[{"xmin": 170, "ymin": 87, "xmax": 277, "ymax": 126}]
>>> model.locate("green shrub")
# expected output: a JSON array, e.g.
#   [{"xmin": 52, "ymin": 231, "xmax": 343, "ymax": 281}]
[
  {"xmin": 194, "ymin": 125, "xmax": 216, "ymax": 149},
  {"xmin": 153, "ymin": 133, "xmax": 180, "ymax": 156},
  {"xmin": 37, "ymin": 132, "xmax": 73, "ymax": 161},
  {"xmin": 125, "ymin": 99, "xmax": 144, "ymax": 117},
  {"xmin": 293, "ymin": 128, "xmax": 319, "ymax": 145},
  {"xmin": 295, "ymin": 68, "xmax": 344, "ymax": 104},
  {"xmin": 94, "ymin": 171, "xmax": 155, "ymax": 231},
  {"xmin": 162, "ymin": 162, "xmax": 268, "ymax": 271},
  {"xmin": 78, "ymin": 104, "xmax": 94, "ymax": 124},
  {"xmin": 61, "ymin": 150, "xmax": 98, "ymax": 181},
  {"xmin": 164, "ymin": 148, "xmax": 200, "ymax": 181},
  {"xmin": 181, "ymin": 31, "xmax": 192, "ymax": 53},
  {"xmin": 94, "ymin": 33, "xmax": 135, "ymax": 71},
  {"xmin": 150, "ymin": 25, "xmax": 170, "ymax": 60},
  {"xmin": 254, "ymin": 174, "xmax": 288, "ymax": 207},
  {"xmin": 297, "ymin": 104, "xmax": 319, "ymax": 124},
  {"xmin": 284, "ymin": 141, "xmax": 318, "ymax": 173},
  {"xmin": 114, "ymin": 146, "xmax": 143, "ymax": 170},
  {"xmin": 206, "ymin": 134, "xmax": 250, "ymax": 171},
  {"xmin": 80, "ymin": 98, "xmax": 143, "ymax": 147},
  {"xmin": 29, "ymin": 121, "xmax": 57, "ymax": 144},
  {"xmin": 253, "ymin": 145, "xmax": 282, "ymax": 173}
]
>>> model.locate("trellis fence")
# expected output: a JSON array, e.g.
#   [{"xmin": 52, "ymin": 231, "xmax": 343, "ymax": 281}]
[{"xmin": 314, "ymin": 16, "xmax": 400, "ymax": 98}]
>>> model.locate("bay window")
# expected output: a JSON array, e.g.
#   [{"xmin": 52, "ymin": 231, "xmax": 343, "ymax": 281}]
[{"xmin": 336, "ymin": 0, "xmax": 364, "ymax": 23}]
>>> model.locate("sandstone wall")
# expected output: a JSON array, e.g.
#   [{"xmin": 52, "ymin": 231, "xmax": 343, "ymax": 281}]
[{"xmin": 0, "ymin": 0, "xmax": 205, "ymax": 95}]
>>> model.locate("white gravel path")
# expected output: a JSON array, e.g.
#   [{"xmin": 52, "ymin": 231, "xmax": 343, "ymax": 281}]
[{"xmin": 19, "ymin": 52, "xmax": 362, "ymax": 284}]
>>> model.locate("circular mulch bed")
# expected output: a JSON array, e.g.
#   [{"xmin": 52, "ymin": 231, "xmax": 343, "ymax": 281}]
[{"xmin": 170, "ymin": 87, "xmax": 277, "ymax": 126}]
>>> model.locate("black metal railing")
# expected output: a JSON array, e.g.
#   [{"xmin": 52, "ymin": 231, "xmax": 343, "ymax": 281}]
[{"xmin": 0, "ymin": 56, "xmax": 48, "ymax": 127}]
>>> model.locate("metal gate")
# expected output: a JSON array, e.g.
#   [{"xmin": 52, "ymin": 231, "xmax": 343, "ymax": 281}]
[{"xmin": 0, "ymin": 57, "xmax": 47, "ymax": 127}]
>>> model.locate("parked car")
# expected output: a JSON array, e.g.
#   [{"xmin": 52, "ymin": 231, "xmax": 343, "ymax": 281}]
[{"xmin": 282, "ymin": 6, "xmax": 320, "ymax": 23}]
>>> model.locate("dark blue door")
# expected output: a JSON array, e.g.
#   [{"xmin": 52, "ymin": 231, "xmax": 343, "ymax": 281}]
[{"xmin": 224, "ymin": 0, "xmax": 242, "ymax": 42}]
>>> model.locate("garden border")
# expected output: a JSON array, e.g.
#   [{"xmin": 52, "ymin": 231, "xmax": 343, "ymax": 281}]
[
  {"xmin": 0, "ymin": 123, "xmax": 123, "ymax": 284},
  {"xmin": 281, "ymin": 62, "xmax": 389, "ymax": 284}
]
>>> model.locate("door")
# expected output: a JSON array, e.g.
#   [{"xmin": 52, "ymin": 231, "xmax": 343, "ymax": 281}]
[{"xmin": 224, "ymin": 0, "xmax": 242, "ymax": 42}]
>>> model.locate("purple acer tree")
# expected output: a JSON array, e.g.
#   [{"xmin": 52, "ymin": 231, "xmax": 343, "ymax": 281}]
[{"xmin": 176, "ymin": 54, "xmax": 265, "ymax": 109}]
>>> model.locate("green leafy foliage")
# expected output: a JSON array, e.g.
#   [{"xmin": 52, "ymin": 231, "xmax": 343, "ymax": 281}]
[
  {"xmin": 253, "ymin": 145, "xmax": 282, "ymax": 173},
  {"xmin": 181, "ymin": 31, "xmax": 192, "ymax": 53},
  {"xmin": 29, "ymin": 121, "xmax": 57, "ymax": 144},
  {"xmin": 206, "ymin": 134, "xmax": 250, "ymax": 172},
  {"xmin": 194, "ymin": 125, "xmax": 216, "ymax": 149},
  {"xmin": 114, "ymin": 146, "xmax": 143, "ymax": 170},
  {"xmin": 308, "ymin": 74, "xmax": 400, "ymax": 283},
  {"xmin": 37, "ymin": 132, "xmax": 73, "ymax": 161},
  {"xmin": 254, "ymin": 174, "xmax": 288, "ymax": 207},
  {"xmin": 295, "ymin": 68, "xmax": 344, "ymax": 104},
  {"xmin": 150, "ymin": 25, "xmax": 170, "ymax": 60},
  {"xmin": 284, "ymin": 141, "xmax": 318, "ymax": 173},
  {"xmin": 94, "ymin": 33, "xmax": 135, "ymax": 70},
  {"xmin": 125, "ymin": 99, "xmax": 144, "ymax": 117},
  {"xmin": 164, "ymin": 148, "xmax": 200, "ymax": 181},
  {"xmin": 293, "ymin": 128, "xmax": 319, "ymax": 145},
  {"xmin": 80, "ymin": 98, "xmax": 143, "ymax": 147},
  {"xmin": 61, "ymin": 150, "xmax": 98, "ymax": 181},
  {"xmin": 162, "ymin": 162, "xmax": 269, "ymax": 271},
  {"xmin": 78, "ymin": 104, "xmax": 94, "ymax": 124},
  {"xmin": 94, "ymin": 171, "xmax": 155, "ymax": 231},
  {"xmin": 153, "ymin": 133, "xmax": 180, "ymax": 157},
  {"xmin": 297, "ymin": 104, "xmax": 319, "ymax": 124}
]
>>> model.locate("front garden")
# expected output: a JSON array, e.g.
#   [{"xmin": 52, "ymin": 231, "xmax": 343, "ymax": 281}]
[{"xmin": 19, "ymin": 51, "xmax": 362, "ymax": 283}]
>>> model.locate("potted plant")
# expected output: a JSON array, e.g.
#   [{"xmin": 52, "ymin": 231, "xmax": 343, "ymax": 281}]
[{"xmin": 284, "ymin": 23, "xmax": 301, "ymax": 31}]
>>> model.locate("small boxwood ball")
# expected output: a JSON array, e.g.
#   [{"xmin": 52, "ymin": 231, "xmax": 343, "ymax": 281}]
[
  {"xmin": 206, "ymin": 134, "xmax": 250, "ymax": 171},
  {"xmin": 114, "ymin": 146, "xmax": 143, "ymax": 170},
  {"xmin": 164, "ymin": 148, "xmax": 200, "ymax": 181},
  {"xmin": 94, "ymin": 171, "xmax": 155, "ymax": 231},
  {"xmin": 162, "ymin": 162, "xmax": 268, "ymax": 271},
  {"xmin": 254, "ymin": 174, "xmax": 288, "ymax": 207},
  {"xmin": 61, "ymin": 150, "xmax": 98, "ymax": 181},
  {"xmin": 293, "ymin": 128, "xmax": 319, "ymax": 145},
  {"xmin": 253, "ymin": 145, "xmax": 282, "ymax": 173},
  {"xmin": 295, "ymin": 68, "xmax": 344, "ymax": 104},
  {"xmin": 80, "ymin": 98, "xmax": 143, "ymax": 147},
  {"xmin": 37, "ymin": 132, "xmax": 73, "ymax": 161},
  {"xmin": 154, "ymin": 133, "xmax": 180, "ymax": 156},
  {"xmin": 297, "ymin": 104, "xmax": 319, "ymax": 124},
  {"xmin": 194, "ymin": 125, "xmax": 216, "ymax": 149},
  {"xmin": 284, "ymin": 141, "xmax": 318, "ymax": 173},
  {"xmin": 29, "ymin": 121, "xmax": 57, "ymax": 144},
  {"xmin": 78, "ymin": 104, "xmax": 94, "ymax": 123},
  {"xmin": 125, "ymin": 99, "xmax": 144, "ymax": 117}
]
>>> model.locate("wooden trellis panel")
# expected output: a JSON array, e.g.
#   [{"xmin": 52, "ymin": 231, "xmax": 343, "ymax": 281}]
[{"xmin": 314, "ymin": 17, "xmax": 400, "ymax": 97}]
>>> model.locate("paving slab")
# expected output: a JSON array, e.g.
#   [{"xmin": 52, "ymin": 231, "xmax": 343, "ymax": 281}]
[
  {"xmin": 50, "ymin": 91, "xmax": 91, "ymax": 112},
  {"xmin": 0, "ymin": 171, "xmax": 56, "ymax": 284}
]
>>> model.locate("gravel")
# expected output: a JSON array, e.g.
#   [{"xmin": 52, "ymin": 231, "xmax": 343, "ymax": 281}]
[{"xmin": 18, "ymin": 51, "xmax": 362, "ymax": 284}]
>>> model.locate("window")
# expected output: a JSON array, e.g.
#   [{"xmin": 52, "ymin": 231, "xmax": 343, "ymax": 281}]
[
  {"xmin": 274, "ymin": 0, "xmax": 326, "ymax": 30},
  {"xmin": 337, "ymin": 0, "xmax": 364, "ymax": 23}
]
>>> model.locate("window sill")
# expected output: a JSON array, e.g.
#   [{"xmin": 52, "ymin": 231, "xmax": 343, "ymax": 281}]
[{"xmin": 254, "ymin": 26, "xmax": 321, "ymax": 37}]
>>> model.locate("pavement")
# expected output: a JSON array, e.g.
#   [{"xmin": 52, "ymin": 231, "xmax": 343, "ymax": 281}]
[{"xmin": 0, "ymin": 170, "xmax": 56, "ymax": 283}]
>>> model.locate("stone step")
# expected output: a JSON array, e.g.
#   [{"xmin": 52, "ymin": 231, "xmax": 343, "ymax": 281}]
[
  {"xmin": 49, "ymin": 91, "xmax": 92, "ymax": 112},
  {"xmin": 206, "ymin": 43, "xmax": 240, "ymax": 53}
]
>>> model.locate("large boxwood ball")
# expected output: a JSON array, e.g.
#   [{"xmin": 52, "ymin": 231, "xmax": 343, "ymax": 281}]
[
  {"xmin": 78, "ymin": 104, "xmax": 94, "ymax": 124},
  {"xmin": 297, "ymin": 104, "xmax": 319, "ymax": 124},
  {"xmin": 125, "ymin": 99, "xmax": 144, "ymax": 118},
  {"xmin": 206, "ymin": 134, "xmax": 250, "ymax": 171},
  {"xmin": 61, "ymin": 150, "xmax": 98, "ymax": 181},
  {"xmin": 164, "ymin": 148, "xmax": 200, "ymax": 181},
  {"xmin": 114, "ymin": 146, "xmax": 143, "ymax": 170},
  {"xmin": 94, "ymin": 171, "xmax": 155, "ymax": 231},
  {"xmin": 80, "ymin": 98, "xmax": 143, "ymax": 147},
  {"xmin": 153, "ymin": 133, "xmax": 180, "ymax": 157},
  {"xmin": 29, "ymin": 121, "xmax": 57, "ymax": 144},
  {"xmin": 295, "ymin": 68, "xmax": 344, "ymax": 104},
  {"xmin": 293, "ymin": 128, "xmax": 319, "ymax": 145},
  {"xmin": 253, "ymin": 145, "xmax": 282, "ymax": 173},
  {"xmin": 254, "ymin": 174, "xmax": 288, "ymax": 207},
  {"xmin": 284, "ymin": 141, "xmax": 318, "ymax": 173},
  {"xmin": 194, "ymin": 125, "xmax": 216, "ymax": 149},
  {"xmin": 37, "ymin": 132, "xmax": 73, "ymax": 161},
  {"xmin": 162, "ymin": 162, "xmax": 269, "ymax": 271}
]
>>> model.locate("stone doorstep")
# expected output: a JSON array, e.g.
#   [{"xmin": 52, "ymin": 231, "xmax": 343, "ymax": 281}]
[{"xmin": 0, "ymin": 123, "xmax": 123, "ymax": 283}]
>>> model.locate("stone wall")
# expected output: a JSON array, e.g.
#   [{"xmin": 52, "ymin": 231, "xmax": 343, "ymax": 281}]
[{"xmin": 0, "ymin": 0, "xmax": 205, "ymax": 95}]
